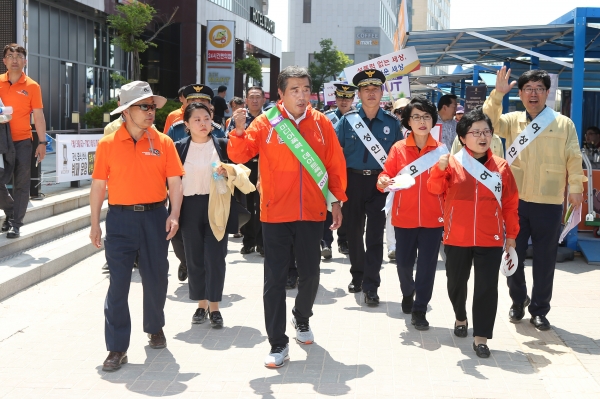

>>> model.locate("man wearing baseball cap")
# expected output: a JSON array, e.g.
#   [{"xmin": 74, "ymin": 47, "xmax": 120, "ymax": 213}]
[
  {"xmin": 89, "ymin": 81, "xmax": 185, "ymax": 372},
  {"xmin": 455, "ymin": 105, "xmax": 464, "ymax": 122}
]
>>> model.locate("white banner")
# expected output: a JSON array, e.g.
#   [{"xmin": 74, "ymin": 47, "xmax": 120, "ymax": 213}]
[
  {"xmin": 207, "ymin": 20, "xmax": 235, "ymax": 63},
  {"xmin": 383, "ymin": 76, "xmax": 411, "ymax": 103},
  {"xmin": 55, "ymin": 134, "xmax": 103, "ymax": 183},
  {"xmin": 546, "ymin": 73, "xmax": 559, "ymax": 110},
  {"xmin": 323, "ymin": 81, "xmax": 338, "ymax": 106},
  {"xmin": 343, "ymin": 47, "xmax": 421, "ymax": 82}
]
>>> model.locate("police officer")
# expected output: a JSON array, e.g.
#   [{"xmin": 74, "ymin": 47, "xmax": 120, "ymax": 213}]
[
  {"xmin": 89, "ymin": 81, "xmax": 184, "ymax": 372},
  {"xmin": 167, "ymin": 84, "xmax": 225, "ymax": 142},
  {"xmin": 322, "ymin": 83, "xmax": 357, "ymax": 258},
  {"xmin": 336, "ymin": 69, "xmax": 402, "ymax": 305}
]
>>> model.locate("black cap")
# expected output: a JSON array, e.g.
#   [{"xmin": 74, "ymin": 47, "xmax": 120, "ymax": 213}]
[
  {"xmin": 333, "ymin": 83, "xmax": 357, "ymax": 99},
  {"xmin": 352, "ymin": 69, "xmax": 386, "ymax": 87},
  {"xmin": 183, "ymin": 84, "xmax": 214, "ymax": 101}
]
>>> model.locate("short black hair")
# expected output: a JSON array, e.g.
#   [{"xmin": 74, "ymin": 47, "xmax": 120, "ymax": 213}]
[
  {"xmin": 183, "ymin": 102, "xmax": 211, "ymax": 123},
  {"xmin": 456, "ymin": 107, "xmax": 493, "ymax": 145},
  {"xmin": 518, "ymin": 70, "xmax": 551, "ymax": 90},
  {"xmin": 400, "ymin": 96, "xmax": 438, "ymax": 130},
  {"xmin": 229, "ymin": 97, "xmax": 244, "ymax": 106},
  {"xmin": 177, "ymin": 86, "xmax": 186, "ymax": 98},
  {"xmin": 218, "ymin": 85, "xmax": 228, "ymax": 93},
  {"xmin": 437, "ymin": 94, "xmax": 457, "ymax": 111},
  {"xmin": 277, "ymin": 66, "xmax": 312, "ymax": 93},
  {"xmin": 247, "ymin": 86, "xmax": 265, "ymax": 97},
  {"xmin": 587, "ymin": 126, "xmax": 600, "ymax": 135}
]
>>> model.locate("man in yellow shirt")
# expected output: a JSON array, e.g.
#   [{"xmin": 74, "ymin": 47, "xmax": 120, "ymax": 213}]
[{"xmin": 484, "ymin": 67, "xmax": 585, "ymax": 331}]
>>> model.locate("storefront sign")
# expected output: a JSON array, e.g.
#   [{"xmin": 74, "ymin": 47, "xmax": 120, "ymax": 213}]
[
  {"xmin": 55, "ymin": 134, "xmax": 102, "ymax": 183},
  {"xmin": 207, "ymin": 20, "xmax": 235, "ymax": 63},
  {"xmin": 343, "ymin": 47, "xmax": 421, "ymax": 81},
  {"xmin": 464, "ymin": 85, "xmax": 488, "ymax": 113},
  {"xmin": 205, "ymin": 63, "xmax": 236, "ymax": 104},
  {"xmin": 355, "ymin": 28, "xmax": 380, "ymax": 47},
  {"xmin": 249, "ymin": 7, "xmax": 275, "ymax": 34}
]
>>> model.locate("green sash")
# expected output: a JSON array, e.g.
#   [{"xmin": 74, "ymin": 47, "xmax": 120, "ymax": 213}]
[{"xmin": 266, "ymin": 107, "xmax": 336, "ymax": 205}]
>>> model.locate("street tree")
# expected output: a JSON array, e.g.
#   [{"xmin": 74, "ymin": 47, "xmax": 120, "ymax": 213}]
[
  {"xmin": 235, "ymin": 55, "xmax": 263, "ymax": 95},
  {"xmin": 108, "ymin": 2, "xmax": 178, "ymax": 81},
  {"xmin": 308, "ymin": 38, "xmax": 353, "ymax": 108}
]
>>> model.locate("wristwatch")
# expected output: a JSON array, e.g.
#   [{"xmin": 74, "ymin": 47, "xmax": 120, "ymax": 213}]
[
  {"xmin": 38, "ymin": 141, "xmax": 47, "ymax": 145},
  {"xmin": 331, "ymin": 201, "xmax": 343, "ymax": 208}
]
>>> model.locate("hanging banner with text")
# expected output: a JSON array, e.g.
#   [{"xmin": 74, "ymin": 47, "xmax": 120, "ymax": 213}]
[
  {"xmin": 207, "ymin": 20, "xmax": 235, "ymax": 63},
  {"xmin": 382, "ymin": 76, "xmax": 411, "ymax": 104},
  {"xmin": 205, "ymin": 63, "xmax": 236, "ymax": 105},
  {"xmin": 55, "ymin": 134, "xmax": 102, "ymax": 183},
  {"xmin": 343, "ymin": 47, "xmax": 421, "ymax": 82},
  {"xmin": 464, "ymin": 85, "xmax": 488, "ymax": 114}
]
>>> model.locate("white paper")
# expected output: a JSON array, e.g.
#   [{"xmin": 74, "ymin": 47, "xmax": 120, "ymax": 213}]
[{"xmin": 559, "ymin": 204, "xmax": 581, "ymax": 243}]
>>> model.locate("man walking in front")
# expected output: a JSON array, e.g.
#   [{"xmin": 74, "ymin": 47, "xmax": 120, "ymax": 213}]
[
  {"xmin": 228, "ymin": 66, "xmax": 347, "ymax": 367},
  {"xmin": 0, "ymin": 44, "xmax": 47, "ymax": 238},
  {"xmin": 485, "ymin": 67, "xmax": 585, "ymax": 331},
  {"xmin": 89, "ymin": 81, "xmax": 184, "ymax": 371}
]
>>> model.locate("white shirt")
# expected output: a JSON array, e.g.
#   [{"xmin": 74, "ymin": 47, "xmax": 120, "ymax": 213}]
[
  {"xmin": 282, "ymin": 104, "xmax": 308, "ymax": 125},
  {"xmin": 182, "ymin": 140, "xmax": 220, "ymax": 196}
]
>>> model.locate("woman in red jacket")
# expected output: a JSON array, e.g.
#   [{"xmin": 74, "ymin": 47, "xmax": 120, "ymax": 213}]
[
  {"xmin": 377, "ymin": 97, "xmax": 447, "ymax": 331},
  {"xmin": 428, "ymin": 108, "xmax": 519, "ymax": 358}
]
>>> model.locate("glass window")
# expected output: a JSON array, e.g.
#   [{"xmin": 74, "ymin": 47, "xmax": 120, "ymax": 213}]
[
  {"xmin": 39, "ymin": 3, "xmax": 49, "ymax": 56},
  {"xmin": 303, "ymin": 0, "xmax": 311, "ymax": 23},
  {"xmin": 60, "ymin": 11, "xmax": 69, "ymax": 59},
  {"xmin": 29, "ymin": 1, "xmax": 39, "ymax": 55},
  {"xmin": 50, "ymin": 7, "xmax": 59, "ymax": 58}
]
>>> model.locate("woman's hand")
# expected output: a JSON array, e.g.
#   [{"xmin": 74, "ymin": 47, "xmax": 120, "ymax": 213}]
[
  {"xmin": 377, "ymin": 176, "xmax": 392, "ymax": 189},
  {"xmin": 438, "ymin": 154, "xmax": 450, "ymax": 171},
  {"xmin": 505, "ymin": 238, "xmax": 516, "ymax": 251},
  {"xmin": 216, "ymin": 165, "xmax": 228, "ymax": 177}
]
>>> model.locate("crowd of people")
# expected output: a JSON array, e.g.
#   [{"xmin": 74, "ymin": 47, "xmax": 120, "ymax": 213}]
[{"xmin": 0, "ymin": 42, "xmax": 587, "ymax": 372}]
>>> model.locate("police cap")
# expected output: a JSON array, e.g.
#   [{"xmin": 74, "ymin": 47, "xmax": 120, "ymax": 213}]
[
  {"xmin": 352, "ymin": 69, "xmax": 386, "ymax": 87},
  {"xmin": 183, "ymin": 84, "xmax": 214, "ymax": 101},
  {"xmin": 333, "ymin": 83, "xmax": 357, "ymax": 99}
]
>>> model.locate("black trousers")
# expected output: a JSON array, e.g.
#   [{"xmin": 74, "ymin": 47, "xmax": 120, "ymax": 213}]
[
  {"xmin": 508, "ymin": 200, "xmax": 563, "ymax": 316},
  {"xmin": 262, "ymin": 221, "xmax": 322, "ymax": 347},
  {"xmin": 0, "ymin": 139, "xmax": 32, "ymax": 227},
  {"xmin": 321, "ymin": 211, "xmax": 347, "ymax": 247},
  {"xmin": 104, "ymin": 206, "xmax": 170, "ymax": 352},
  {"xmin": 445, "ymin": 245, "xmax": 503, "ymax": 339},
  {"xmin": 241, "ymin": 161, "xmax": 262, "ymax": 248},
  {"xmin": 395, "ymin": 227, "xmax": 443, "ymax": 312},
  {"xmin": 343, "ymin": 172, "xmax": 387, "ymax": 292},
  {"xmin": 171, "ymin": 229, "xmax": 186, "ymax": 268},
  {"xmin": 180, "ymin": 195, "xmax": 228, "ymax": 302}
]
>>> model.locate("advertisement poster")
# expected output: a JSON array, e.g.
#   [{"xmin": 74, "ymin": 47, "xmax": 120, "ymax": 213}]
[
  {"xmin": 343, "ymin": 47, "xmax": 421, "ymax": 82},
  {"xmin": 55, "ymin": 134, "xmax": 102, "ymax": 183},
  {"xmin": 323, "ymin": 81, "xmax": 338, "ymax": 106},
  {"xmin": 205, "ymin": 63, "xmax": 236, "ymax": 103},
  {"xmin": 207, "ymin": 20, "xmax": 235, "ymax": 63},
  {"xmin": 464, "ymin": 85, "xmax": 488, "ymax": 113}
]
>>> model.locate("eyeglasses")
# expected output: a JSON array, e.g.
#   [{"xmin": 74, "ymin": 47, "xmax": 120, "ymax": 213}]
[
  {"xmin": 4, "ymin": 54, "xmax": 25, "ymax": 60},
  {"xmin": 467, "ymin": 129, "xmax": 493, "ymax": 137},
  {"xmin": 522, "ymin": 87, "xmax": 547, "ymax": 94},
  {"xmin": 410, "ymin": 114, "xmax": 432, "ymax": 122},
  {"xmin": 394, "ymin": 108, "xmax": 404, "ymax": 115},
  {"xmin": 130, "ymin": 104, "xmax": 157, "ymax": 111}
]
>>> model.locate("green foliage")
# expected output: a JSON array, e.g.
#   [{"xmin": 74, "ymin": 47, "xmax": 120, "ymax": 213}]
[
  {"xmin": 82, "ymin": 100, "xmax": 119, "ymax": 129},
  {"xmin": 235, "ymin": 55, "xmax": 263, "ymax": 93},
  {"xmin": 110, "ymin": 72, "xmax": 131, "ymax": 87},
  {"xmin": 107, "ymin": 2, "xmax": 157, "ymax": 54},
  {"xmin": 154, "ymin": 100, "xmax": 181, "ymax": 132},
  {"xmin": 308, "ymin": 39, "xmax": 354, "ymax": 107}
]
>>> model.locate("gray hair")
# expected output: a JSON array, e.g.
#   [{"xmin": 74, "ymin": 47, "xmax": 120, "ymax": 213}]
[{"xmin": 277, "ymin": 66, "xmax": 312, "ymax": 93}]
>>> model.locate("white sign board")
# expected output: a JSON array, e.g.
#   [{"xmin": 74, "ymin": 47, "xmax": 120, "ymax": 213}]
[
  {"xmin": 547, "ymin": 73, "xmax": 559, "ymax": 110},
  {"xmin": 323, "ymin": 81, "xmax": 338, "ymax": 106},
  {"xmin": 207, "ymin": 20, "xmax": 235, "ymax": 63},
  {"xmin": 205, "ymin": 63, "xmax": 236, "ymax": 104},
  {"xmin": 383, "ymin": 76, "xmax": 411, "ymax": 103},
  {"xmin": 55, "ymin": 134, "xmax": 103, "ymax": 183},
  {"xmin": 343, "ymin": 47, "xmax": 421, "ymax": 82}
]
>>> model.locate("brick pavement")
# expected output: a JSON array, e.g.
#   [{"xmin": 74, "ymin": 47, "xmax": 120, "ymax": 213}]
[{"xmin": 0, "ymin": 236, "xmax": 599, "ymax": 398}]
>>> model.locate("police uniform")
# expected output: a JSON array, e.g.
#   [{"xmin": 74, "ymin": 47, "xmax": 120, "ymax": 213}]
[
  {"xmin": 166, "ymin": 84, "xmax": 225, "ymax": 142},
  {"xmin": 335, "ymin": 70, "xmax": 402, "ymax": 304},
  {"xmin": 321, "ymin": 84, "xmax": 357, "ymax": 257}
]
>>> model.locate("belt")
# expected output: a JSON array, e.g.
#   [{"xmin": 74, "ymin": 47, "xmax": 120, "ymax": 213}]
[
  {"xmin": 348, "ymin": 168, "xmax": 383, "ymax": 176},
  {"xmin": 109, "ymin": 200, "xmax": 166, "ymax": 212}
]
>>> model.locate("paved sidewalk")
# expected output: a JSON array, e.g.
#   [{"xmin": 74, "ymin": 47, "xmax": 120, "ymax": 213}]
[{"xmin": 0, "ymin": 236, "xmax": 599, "ymax": 398}]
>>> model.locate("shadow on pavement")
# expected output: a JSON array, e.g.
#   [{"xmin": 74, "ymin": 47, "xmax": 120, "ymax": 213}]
[
  {"xmin": 173, "ymin": 325, "xmax": 267, "ymax": 350},
  {"xmin": 286, "ymin": 284, "xmax": 347, "ymax": 304},
  {"xmin": 344, "ymin": 300, "xmax": 405, "ymax": 319},
  {"xmin": 552, "ymin": 326, "xmax": 600, "ymax": 355},
  {"xmin": 249, "ymin": 343, "xmax": 373, "ymax": 398},
  {"xmin": 97, "ymin": 347, "xmax": 198, "ymax": 396}
]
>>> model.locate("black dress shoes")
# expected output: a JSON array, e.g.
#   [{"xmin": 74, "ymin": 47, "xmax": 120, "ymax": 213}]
[
  {"xmin": 364, "ymin": 291, "xmax": 380, "ymax": 305},
  {"xmin": 530, "ymin": 315, "xmax": 551, "ymax": 331},
  {"xmin": 411, "ymin": 311, "xmax": 429, "ymax": 330},
  {"xmin": 401, "ymin": 291, "xmax": 415, "ymax": 314},
  {"xmin": 473, "ymin": 342, "xmax": 490, "ymax": 358},
  {"xmin": 338, "ymin": 241, "xmax": 349, "ymax": 255},
  {"xmin": 1, "ymin": 217, "xmax": 11, "ymax": 232},
  {"xmin": 257, "ymin": 245, "xmax": 265, "ymax": 256},
  {"xmin": 210, "ymin": 311, "xmax": 224, "ymax": 328},
  {"xmin": 509, "ymin": 295, "xmax": 531, "ymax": 322},
  {"xmin": 454, "ymin": 321, "xmax": 468, "ymax": 338},
  {"xmin": 348, "ymin": 280, "xmax": 362, "ymax": 293},
  {"xmin": 178, "ymin": 263, "xmax": 188, "ymax": 281},
  {"xmin": 6, "ymin": 226, "xmax": 20, "ymax": 238},
  {"xmin": 240, "ymin": 245, "xmax": 255, "ymax": 254},
  {"xmin": 102, "ymin": 351, "xmax": 128, "ymax": 371},
  {"xmin": 147, "ymin": 329, "xmax": 167, "ymax": 349},
  {"xmin": 192, "ymin": 308, "xmax": 208, "ymax": 324}
]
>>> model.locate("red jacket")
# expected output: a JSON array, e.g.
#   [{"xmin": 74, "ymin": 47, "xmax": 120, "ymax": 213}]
[
  {"xmin": 378, "ymin": 134, "xmax": 444, "ymax": 228},
  {"xmin": 227, "ymin": 102, "xmax": 347, "ymax": 223},
  {"xmin": 427, "ymin": 148, "xmax": 520, "ymax": 247}
]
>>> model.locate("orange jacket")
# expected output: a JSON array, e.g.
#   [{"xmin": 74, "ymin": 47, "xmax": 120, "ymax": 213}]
[
  {"xmin": 227, "ymin": 102, "xmax": 348, "ymax": 223},
  {"xmin": 378, "ymin": 134, "xmax": 444, "ymax": 228},
  {"xmin": 427, "ymin": 148, "xmax": 520, "ymax": 247},
  {"xmin": 163, "ymin": 105, "xmax": 184, "ymax": 134}
]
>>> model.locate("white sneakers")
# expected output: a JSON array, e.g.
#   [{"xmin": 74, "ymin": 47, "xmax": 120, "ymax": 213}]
[{"xmin": 263, "ymin": 316, "xmax": 314, "ymax": 368}]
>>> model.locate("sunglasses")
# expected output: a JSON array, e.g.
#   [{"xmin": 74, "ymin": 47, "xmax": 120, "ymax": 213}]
[{"xmin": 131, "ymin": 104, "xmax": 157, "ymax": 111}]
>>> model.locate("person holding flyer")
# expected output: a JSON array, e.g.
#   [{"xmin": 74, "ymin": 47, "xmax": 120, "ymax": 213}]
[
  {"xmin": 376, "ymin": 96, "xmax": 447, "ymax": 330},
  {"xmin": 484, "ymin": 67, "xmax": 586, "ymax": 331},
  {"xmin": 428, "ymin": 108, "xmax": 519, "ymax": 358},
  {"xmin": 228, "ymin": 66, "xmax": 347, "ymax": 368}
]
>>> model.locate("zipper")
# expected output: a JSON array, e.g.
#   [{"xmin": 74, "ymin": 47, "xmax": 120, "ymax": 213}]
[
  {"xmin": 495, "ymin": 207, "xmax": 501, "ymax": 236},
  {"xmin": 446, "ymin": 207, "xmax": 454, "ymax": 239},
  {"xmin": 418, "ymin": 174, "xmax": 422, "ymax": 226},
  {"xmin": 474, "ymin": 181, "xmax": 478, "ymax": 246},
  {"xmin": 299, "ymin": 161, "xmax": 303, "ymax": 220}
]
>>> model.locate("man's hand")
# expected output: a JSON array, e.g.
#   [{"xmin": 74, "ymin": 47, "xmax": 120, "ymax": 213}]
[
  {"xmin": 505, "ymin": 238, "xmax": 516, "ymax": 251},
  {"xmin": 330, "ymin": 203, "xmax": 343, "ymax": 230},
  {"xmin": 438, "ymin": 154, "xmax": 450, "ymax": 171},
  {"xmin": 495, "ymin": 66, "xmax": 517, "ymax": 95},
  {"xmin": 165, "ymin": 213, "xmax": 179, "ymax": 240},
  {"xmin": 568, "ymin": 193, "xmax": 584, "ymax": 207},
  {"xmin": 35, "ymin": 143, "xmax": 46, "ymax": 162},
  {"xmin": 89, "ymin": 224, "xmax": 103, "ymax": 248},
  {"xmin": 377, "ymin": 175, "xmax": 393, "ymax": 190},
  {"xmin": 232, "ymin": 108, "xmax": 247, "ymax": 136}
]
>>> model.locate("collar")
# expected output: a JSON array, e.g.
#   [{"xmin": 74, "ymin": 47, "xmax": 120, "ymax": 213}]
[
  {"xmin": 281, "ymin": 102, "xmax": 308, "ymax": 125},
  {"xmin": 406, "ymin": 133, "xmax": 438, "ymax": 149},
  {"xmin": 116, "ymin": 123, "xmax": 157, "ymax": 142},
  {"xmin": 464, "ymin": 146, "xmax": 493, "ymax": 162},
  {"xmin": 358, "ymin": 106, "xmax": 384, "ymax": 121},
  {"xmin": 0, "ymin": 72, "xmax": 27, "ymax": 84},
  {"xmin": 525, "ymin": 105, "xmax": 547, "ymax": 123}
]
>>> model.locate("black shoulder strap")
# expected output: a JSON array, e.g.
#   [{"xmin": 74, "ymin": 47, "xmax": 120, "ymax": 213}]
[{"xmin": 217, "ymin": 138, "xmax": 230, "ymax": 163}]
